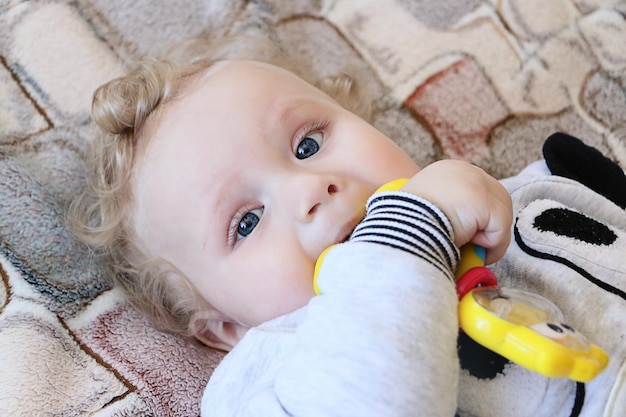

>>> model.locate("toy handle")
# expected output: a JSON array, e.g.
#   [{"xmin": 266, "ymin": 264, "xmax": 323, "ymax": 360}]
[
  {"xmin": 455, "ymin": 244, "xmax": 498, "ymax": 299},
  {"xmin": 455, "ymin": 243, "xmax": 488, "ymax": 278}
]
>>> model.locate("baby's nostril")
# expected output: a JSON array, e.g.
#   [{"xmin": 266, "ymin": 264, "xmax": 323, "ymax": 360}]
[
  {"xmin": 328, "ymin": 184, "xmax": 338, "ymax": 194},
  {"xmin": 308, "ymin": 203, "xmax": 321, "ymax": 215}
]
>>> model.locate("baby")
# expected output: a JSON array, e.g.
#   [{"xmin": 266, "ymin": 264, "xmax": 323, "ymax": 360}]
[{"xmin": 72, "ymin": 35, "xmax": 618, "ymax": 416}]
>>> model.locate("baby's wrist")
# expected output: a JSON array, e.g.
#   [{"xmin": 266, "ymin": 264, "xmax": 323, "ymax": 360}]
[{"xmin": 350, "ymin": 191, "xmax": 460, "ymax": 280}]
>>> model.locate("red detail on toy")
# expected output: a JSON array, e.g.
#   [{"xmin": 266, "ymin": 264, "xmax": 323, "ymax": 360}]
[{"xmin": 455, "ymin": 266, "xmax": 498, "ymax": 300}]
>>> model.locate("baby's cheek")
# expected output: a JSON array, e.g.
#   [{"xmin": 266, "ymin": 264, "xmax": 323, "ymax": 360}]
[{"xmin": 246, "ymin": 270, "xmax": 315, "ymax": 325}]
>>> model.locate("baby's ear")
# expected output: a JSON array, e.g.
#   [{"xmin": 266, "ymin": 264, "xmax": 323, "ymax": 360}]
[{"xmin": 190, "ymin": 310, "xmax": 249, "ymax": 351}]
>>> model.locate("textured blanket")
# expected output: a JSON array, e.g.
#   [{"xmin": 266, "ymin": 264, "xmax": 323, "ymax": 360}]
[{"xmin": 1, "ymin": 1, "xmax": 625, "ymax": 416}]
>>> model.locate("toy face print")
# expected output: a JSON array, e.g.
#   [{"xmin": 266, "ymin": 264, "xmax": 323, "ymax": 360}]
[
  {"xmin": 132, "ymin": 60, "xmax": 419, "ymax": 329},
  {"xmin": 529, "ymin": 322, "xmax": 590, "ymax": 352}
]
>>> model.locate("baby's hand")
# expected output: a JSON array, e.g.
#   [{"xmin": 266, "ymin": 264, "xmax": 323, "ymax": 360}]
[{"xmin": 401, "ymin": 160, "xmax": 513, "ymax": 264}]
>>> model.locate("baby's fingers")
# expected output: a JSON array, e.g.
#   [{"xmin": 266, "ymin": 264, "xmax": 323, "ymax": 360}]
[
  {"xmin": 400, "ymin": 160, "xmax": 513, "ymax": 264},
  {"xmin": 470, "ymin": 182, "xmax": 513, "ymax": 264}
]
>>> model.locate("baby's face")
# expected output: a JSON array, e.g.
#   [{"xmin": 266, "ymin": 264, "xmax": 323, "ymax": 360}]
[{"xmin": 133, "ymin": 60, "xmax": 419, "ymax": 329}]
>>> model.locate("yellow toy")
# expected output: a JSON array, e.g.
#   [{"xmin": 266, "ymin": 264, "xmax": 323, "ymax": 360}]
[
  {"xmin": 314, "ymin": 179, "xmax": 608, "ymax": 382},
  {"xmin": 456, "ymin": 243, "xmax": 608, "ymax": 382}
]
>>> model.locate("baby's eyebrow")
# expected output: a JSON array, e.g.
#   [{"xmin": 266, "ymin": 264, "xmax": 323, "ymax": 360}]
[{"xmin": 274, "ymin": 97, "xmax": 312, "ymax": 128}]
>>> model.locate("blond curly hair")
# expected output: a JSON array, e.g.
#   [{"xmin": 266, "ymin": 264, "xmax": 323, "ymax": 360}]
[{"xmin": 69, "ymin": 34, "xmax": 371, "ymax": 341}]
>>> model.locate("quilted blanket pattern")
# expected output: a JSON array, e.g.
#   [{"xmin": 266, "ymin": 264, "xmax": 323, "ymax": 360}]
[{"xmin": 1, "ymin": 0, "xmax": 625, "ymax": 415}]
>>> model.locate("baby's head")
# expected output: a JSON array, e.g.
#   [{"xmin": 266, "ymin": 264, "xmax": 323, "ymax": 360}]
[{"xmin": 71, "ymin": 35, "xmax": 419, "ymax": 350}]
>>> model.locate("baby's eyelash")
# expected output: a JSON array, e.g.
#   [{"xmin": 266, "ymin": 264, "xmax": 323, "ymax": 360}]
[
  {"xmin": 293, "ymin": 119, "xmax": 329, "ymax": 148},
  {"xmin": 227, "ymin": 216, "xmax": 237, "ymax": 247}
]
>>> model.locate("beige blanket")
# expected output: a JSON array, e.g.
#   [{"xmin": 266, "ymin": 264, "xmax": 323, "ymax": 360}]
[{"xmin": 1, "ymin": 0, "xmax": 625, "ymax": 415}]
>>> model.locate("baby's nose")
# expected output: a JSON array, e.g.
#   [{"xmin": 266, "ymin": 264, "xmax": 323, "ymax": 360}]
[{"xmin": 285, "ymin": 175, "xmax": 338, "ymax": 221}]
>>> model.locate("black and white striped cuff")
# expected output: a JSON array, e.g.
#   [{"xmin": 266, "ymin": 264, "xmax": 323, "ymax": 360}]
[{"xmin": 350, "ymin": 191, "xmax": 459, "ymax": 280}]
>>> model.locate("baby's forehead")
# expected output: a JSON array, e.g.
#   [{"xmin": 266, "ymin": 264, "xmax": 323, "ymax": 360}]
[
  {"xmin": 190, "ymin": 59, "xmax": 324, "ymax": 98},
  {"xmin": 151, "ymin": 60, "xmax": 331, "ymax": 137},
  {"xmin": 137, "ymin": 58, "xmax": 335, "ymax": 164},
  {"xmin": 194, "ymin": 59, "xmax": 291, "ymax": 83}
]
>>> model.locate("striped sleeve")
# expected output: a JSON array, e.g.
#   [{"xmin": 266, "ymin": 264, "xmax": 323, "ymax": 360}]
[{"xmin": 349, "ymin": 191, "xmax": 460, "ymax": 281}]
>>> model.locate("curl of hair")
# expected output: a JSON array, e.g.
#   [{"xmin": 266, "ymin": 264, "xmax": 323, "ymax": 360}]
[{"xmin": 69, "ymin": 34, "xmax": 371, "ymax": 339}]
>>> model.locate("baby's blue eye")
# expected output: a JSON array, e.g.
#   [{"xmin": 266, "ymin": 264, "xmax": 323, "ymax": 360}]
[
  {"xmin": 237, "ymin": 208, "xmax": 263, "ymax": 239},
  {"xmin": 296, "ymin": 133, "xmax": 322, "ymax": 159}
]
